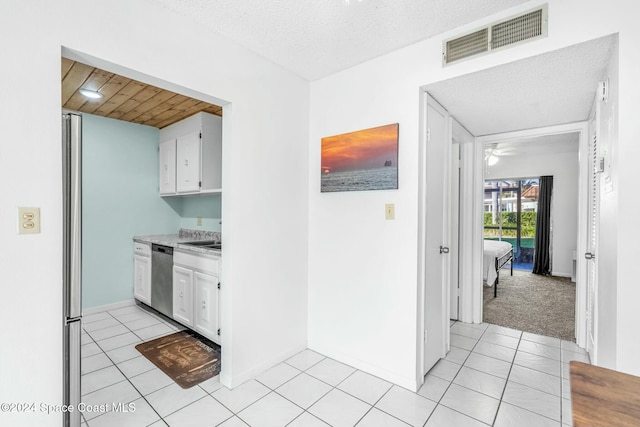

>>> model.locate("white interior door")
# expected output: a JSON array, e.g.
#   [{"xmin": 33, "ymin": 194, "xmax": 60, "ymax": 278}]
[
  {"xmin": 586, "ymin": 107, "xmax": 599, "ymax": 359},
  {"xmin": 450, "ymin": 141, "xmax": 460, "ymax": 320},
  {"xmin": 422, "ymin": 94, "xmax": 451, "ymax": 374}
]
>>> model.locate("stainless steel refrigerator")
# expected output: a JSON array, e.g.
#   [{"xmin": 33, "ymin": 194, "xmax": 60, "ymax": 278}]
[{"xmin": 62, "ymin": 112, "xmax": 82, "ymax": 427}]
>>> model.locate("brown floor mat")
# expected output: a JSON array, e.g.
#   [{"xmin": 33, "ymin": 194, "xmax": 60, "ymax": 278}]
[{"xmin": 135, "ymin": 330, "xmax": 220, "ymax": 388}]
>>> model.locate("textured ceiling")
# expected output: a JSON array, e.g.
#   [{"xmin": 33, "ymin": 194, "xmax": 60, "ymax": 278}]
[
  {"xmin": 428, "ymin": 35, "xmax": 617, "ymax": 136},
  {"xmin": 149, "ymin": 0, "xmax": 529, "ymax": 80}
]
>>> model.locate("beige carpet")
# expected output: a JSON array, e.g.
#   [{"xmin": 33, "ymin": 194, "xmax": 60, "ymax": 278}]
[{"xmin": 483, "ymin": 269, "xmax": 576, "ymax": 341}]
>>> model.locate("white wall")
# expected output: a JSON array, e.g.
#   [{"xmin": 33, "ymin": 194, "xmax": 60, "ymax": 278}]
[
  {"xmin": 0, "ymin": 1, "xmax": 308, "ymax": 425},
  {"xmin": 612, "ymin": 5, "xmax": 640, "ymax": 377},
  {"xmin": 309, "ymin": 61, "xmax": 423, "ymax": 389},
  {"xmin": 308, "ymin": 0, "xmax": 640, "ymax": 391},
  {"xmin": 82, "ymin": 113, "xmax": 183, "ymax": 309},
  {"xmin": 484, "ymin": 149, "xmax": 579, "ymax": 277}
]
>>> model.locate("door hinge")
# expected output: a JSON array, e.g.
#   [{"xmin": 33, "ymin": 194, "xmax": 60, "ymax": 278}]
[
  {"xmin": 199, "ymin": 132, "xmax": 202, "ymax": 139},
  {"xmin": 217, "ymin": 328, "xmax": 220, "ymax": 336},
  {"xmin": 199, "ymin": 181, "xmax": 202, "ymax": 188},
  {"xmin": 424, "ymin": 330, "xmax": 428, "ymax": 342},
  {"xmin": 427, "ymin": 128, "xmax": 431, "ymax": 142},
  {"xmin": 217, "ymin": 282, "xmax": 220, "ymax": 290}
]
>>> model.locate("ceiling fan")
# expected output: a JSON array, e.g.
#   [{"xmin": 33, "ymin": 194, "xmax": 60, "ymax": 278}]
[{"xmin": 484, "ymin": 144, "xmax": 517, "ymax": 166}]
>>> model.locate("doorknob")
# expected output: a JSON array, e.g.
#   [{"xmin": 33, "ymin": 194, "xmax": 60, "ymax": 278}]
[
  {"xmin": 585, "ymin": 252, "xmax": 595, "ymax": 260},
  {"xmin": 440, "ymin": 246, "xmax": 450, "ymax": 254}
]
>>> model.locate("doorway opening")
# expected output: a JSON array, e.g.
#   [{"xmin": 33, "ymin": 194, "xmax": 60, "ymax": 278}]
[
  {"xmin": 480, "ymin": 129, "xmax": 581, "ymax": 343},
  {"xmin": 61, "ymin": 48, "xmax": 232, "ymax": 420},
  {"xmin": 418, "ymin": 34, "xmax": 617, "ymax": 385}
]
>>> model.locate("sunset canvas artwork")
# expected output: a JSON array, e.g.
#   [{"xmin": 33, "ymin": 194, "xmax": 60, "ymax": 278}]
[{"xmin": 321, "ymin": 123, "xmax": 399, "ymax": 192}]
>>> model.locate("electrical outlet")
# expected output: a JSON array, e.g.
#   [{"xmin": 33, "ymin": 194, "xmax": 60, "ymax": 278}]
[
  {"xmin": 18, "ymin": 207, "xmax": 40, "ymax": 234},
  {"xmin": 385, "ymin": 203, "xmax": 395, "ymax": 220},
  {"xmin": 197, "ymin": 216, "xmax": 203, "ymax": 226}
]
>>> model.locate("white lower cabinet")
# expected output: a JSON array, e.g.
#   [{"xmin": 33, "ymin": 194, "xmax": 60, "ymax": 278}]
[
  {"xmin": 173, "ymin": 265, "xmax": 194, "ymax": 327},
  {"xmin": 133, "ymin": 254, "xmax": 151, "ymax": 305},
  {"xmin": 133, "ymin": 242, "xmax": 151, "ymax": 305},
  {"xmin": 194, "ymin": 272, "xmax": 219, "ymax": 340},
  {"xmin": 173, "ymin": 251, "xmax": 220, "ymax": 344}
]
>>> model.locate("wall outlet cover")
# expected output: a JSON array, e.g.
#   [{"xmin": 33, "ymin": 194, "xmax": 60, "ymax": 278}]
[{"xmin": 18, "ymin": 207, "xmax": 40, "ymax": 234}]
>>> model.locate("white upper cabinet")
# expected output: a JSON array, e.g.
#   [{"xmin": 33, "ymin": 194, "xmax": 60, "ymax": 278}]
[
  {"xmin": 159, "ymin": 112, "xmax": 222, "ymax": 196},
  {"xmin": 159, "ymin": 139, "xmax": 176, "ymax": 195},
  {"xmin": 176, "ymin": 131, "xmax": 201, "ymax": 193}
]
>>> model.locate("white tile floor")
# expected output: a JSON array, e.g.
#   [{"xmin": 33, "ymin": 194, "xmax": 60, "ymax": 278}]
[{"xmin": 80, "ymin": 305, "xmax": 589, "ymax": 426}]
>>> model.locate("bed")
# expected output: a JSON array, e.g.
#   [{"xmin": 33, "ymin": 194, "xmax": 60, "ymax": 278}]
[{"xmin": 483, "ymin": 240, "xmax": 513, "ymax": 297}]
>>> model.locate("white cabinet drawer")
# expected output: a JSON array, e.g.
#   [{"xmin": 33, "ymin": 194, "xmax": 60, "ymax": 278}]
[
  {"xmin": 174, "ymin": 250, "xmax": 219, "ymax": 276},
  {"xmin": 133, "ymin": 241, "xmax": 151, "ymax": 256}
]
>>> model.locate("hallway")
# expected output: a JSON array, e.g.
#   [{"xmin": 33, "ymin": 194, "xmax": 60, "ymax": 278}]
[{"xmin": 80, "ymin": 303, "xmax": 588, "ymax": 426}]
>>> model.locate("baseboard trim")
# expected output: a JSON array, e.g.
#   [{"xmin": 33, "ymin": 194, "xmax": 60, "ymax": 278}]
[
  {"xmin": 307, "ymin": 344, "xmax": 418, "ymax": 392},
  {"xmin": 553, "ymin": 272, "xmax": 572, "ymax": 278},
  {"xmin": 83, "ymin": 299, "xmax": 136, "ymax": 315},
  {"xmin": 221, "ymin": 344, "xmax": 307, "ymax": 389}
]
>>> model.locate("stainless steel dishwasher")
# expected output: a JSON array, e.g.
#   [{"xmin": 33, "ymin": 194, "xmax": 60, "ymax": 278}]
[{"xmin": 151, "ymin": 244, "xmax": 173, "ymax": 318}]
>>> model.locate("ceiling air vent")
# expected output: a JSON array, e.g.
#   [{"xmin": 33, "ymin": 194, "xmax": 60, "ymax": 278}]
[
  {"xmin": 445, "ymin": 28, "xmax": 489, "ymax": 64},
  {"xmin": 491, "ymin": 9, "xmax": 544, "ymax": 49},
  {"xmin": 443, "ymin": 5, "xmax": 548, "ymax": 65}
]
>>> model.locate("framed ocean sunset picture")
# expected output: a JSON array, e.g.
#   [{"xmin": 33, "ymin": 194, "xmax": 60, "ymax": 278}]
[{"xmin": 321, "ymin": 123, "xmax": 399, "ymax": 192}]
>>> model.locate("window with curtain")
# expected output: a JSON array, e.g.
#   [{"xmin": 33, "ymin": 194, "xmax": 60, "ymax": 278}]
[
  {"xmin": 533, "ymin": 175, "xmax": 553, "ymax": 275},
  {"xmin": 484, "ymin": 178, "xmax": 539, "ymax": 270}
]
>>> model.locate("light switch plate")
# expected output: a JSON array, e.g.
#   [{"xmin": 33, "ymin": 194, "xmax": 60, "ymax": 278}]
[
  {"xmin": 18, "ymin": 207, "xmax": 40, "ymax": 234},
  {"xmin": 385, "ymin": 203, "xmax": 395, "ymax": 220}
]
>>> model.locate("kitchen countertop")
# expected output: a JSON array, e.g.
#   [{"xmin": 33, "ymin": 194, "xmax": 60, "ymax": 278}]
[{"xmin": 133, "ymin": 234, "xmax": 221, "ymax": 256}]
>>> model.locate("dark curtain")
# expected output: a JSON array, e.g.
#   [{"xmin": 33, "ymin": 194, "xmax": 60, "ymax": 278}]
[{"xmin": 533, "ymin": 176, "xmax": 553, "ymax": 275}]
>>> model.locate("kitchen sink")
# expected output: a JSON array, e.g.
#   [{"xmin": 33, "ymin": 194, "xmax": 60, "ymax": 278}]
[{"xmin": 183, "ymin": 240, "xmax": 222, "ymax": 250}]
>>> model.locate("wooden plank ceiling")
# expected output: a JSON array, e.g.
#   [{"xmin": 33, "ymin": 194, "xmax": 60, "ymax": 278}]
[{"xmin": 61, "ymin": 58, "xmax": 222, "ymax": 128}]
